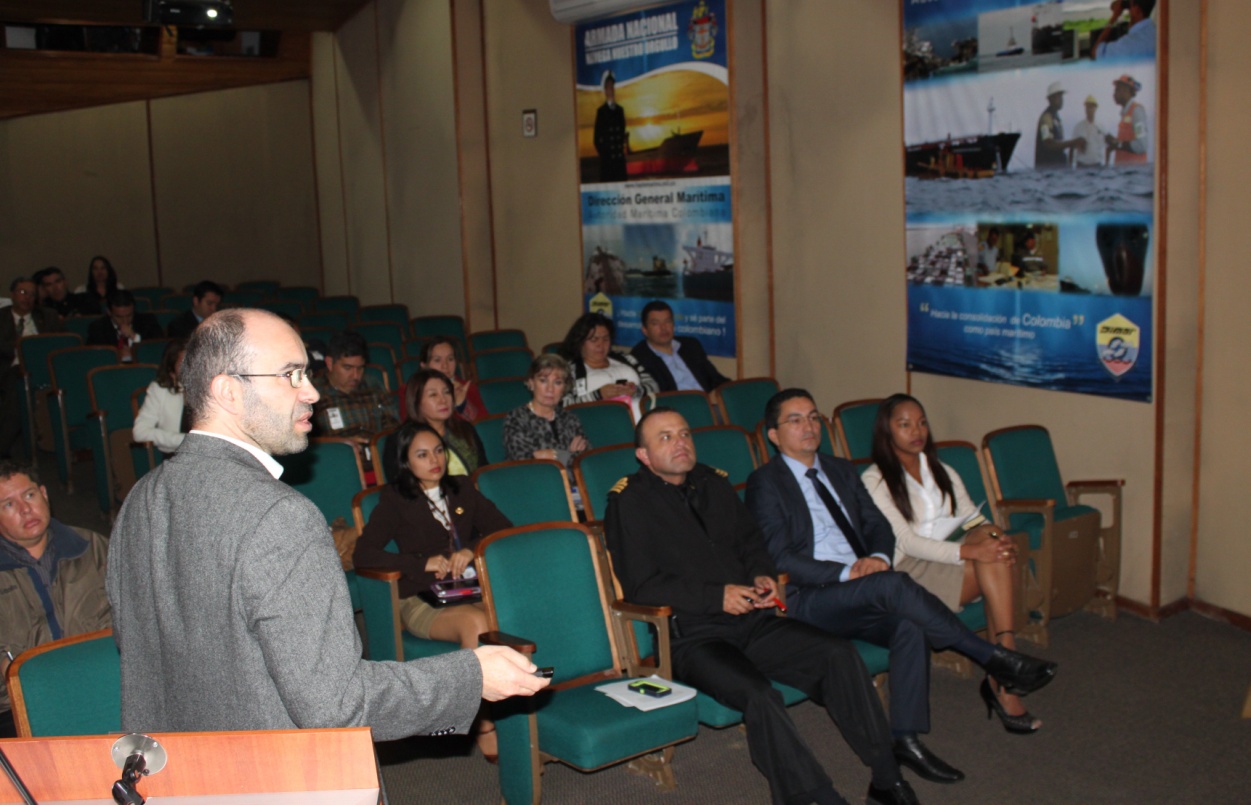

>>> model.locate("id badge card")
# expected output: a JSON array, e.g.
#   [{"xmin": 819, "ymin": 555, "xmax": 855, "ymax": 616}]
[{"xmin": 327, "ymin": 407, "xmax": 345, "ymax": 430}]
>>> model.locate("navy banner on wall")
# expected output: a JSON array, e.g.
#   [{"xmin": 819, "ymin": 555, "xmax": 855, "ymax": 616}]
[
  {"xmin": 575, "ymin": 0, "xmax": 736, "ymax": 357},
  {"xmin": 902, "ymin": 0, "xmax": 1157, "ymax": 401}
]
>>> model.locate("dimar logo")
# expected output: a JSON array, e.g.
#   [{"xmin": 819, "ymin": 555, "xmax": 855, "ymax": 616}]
[
  {"xmin": 688, "ymin": 1, "xmax": 718, "ymax": 60},
  {"xmin": 1096, "ymin": 313, "xmax": 1139, "ymax": 377}
]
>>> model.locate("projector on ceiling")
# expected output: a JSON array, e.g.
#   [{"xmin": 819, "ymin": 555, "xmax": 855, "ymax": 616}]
[{"xmin": 143, "ymin": 1, "xmax": 235, "ymax": 29}]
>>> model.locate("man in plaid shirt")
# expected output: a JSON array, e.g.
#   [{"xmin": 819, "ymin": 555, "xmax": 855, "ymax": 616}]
[{"xmin": 311, "ymin": 331, "xmax": 398, "ymax": 445}]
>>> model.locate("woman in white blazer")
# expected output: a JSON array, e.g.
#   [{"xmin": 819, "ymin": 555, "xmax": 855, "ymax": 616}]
[{"xmin": 133, "ymin": 339, "xmax": 186, "ymax": 455}]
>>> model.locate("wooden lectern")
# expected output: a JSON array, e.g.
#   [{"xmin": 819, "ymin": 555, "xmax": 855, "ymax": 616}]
[{"xmin": 0, "ymin": 727, "xmax": 380, "ymax": 803}]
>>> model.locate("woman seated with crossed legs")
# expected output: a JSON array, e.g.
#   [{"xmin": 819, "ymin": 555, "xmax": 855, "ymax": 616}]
[
  {"xmin": 861, "ymin": 394, "xmax": 1042, "ymax": 734},
  {"xmin": 354, "ymin": 422, "xmax": 513, "ymax": 760}
]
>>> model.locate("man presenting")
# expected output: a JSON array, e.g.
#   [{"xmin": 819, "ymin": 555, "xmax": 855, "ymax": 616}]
[
  {"xmin": 107, "ymin": 309, "xmax": 547, "ymax": 737},
  {"xmin": 0, "ymin": 461, "xmax": 110, "ymax": 737},
  {"xmin": 630, "ymin": 300, "xmax": 731, "ymax": 393},
  {"xmin": 607, "ymin": 408, "xmax": 917, "ymax": 805},
  {"xmin": 746, "ymin": 390, "xmax": 1057, "ymax": 786}
]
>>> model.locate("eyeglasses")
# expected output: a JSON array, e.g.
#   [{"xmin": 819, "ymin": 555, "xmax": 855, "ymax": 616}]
[
  {"xmin": 779, "ymin": 412, "xmax": 824, "ymax": 427},
  {"xmin": 233, "ymin": 368, "xmax": 309, "ymax": 388}
]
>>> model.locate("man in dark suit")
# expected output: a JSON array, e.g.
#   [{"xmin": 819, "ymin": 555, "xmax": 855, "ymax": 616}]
[
  {"xmin": 0, "ymin": 277, "xmax": 62, "ymax": 458},
  {"xmin": 107, "ymin": 308, "xmax": 548, "ymax": 736},
  {"xmin": 630, "ymin": 300, "xmax": 731, "ymax": 393},
  {"xmin": 165, "ymin": 280, "xmax": 223, "ymax": 340},
  {"xmin": 32, "ymin": 267, "xmax": 94, "ymax": 320},
  {"xmin": 746, "ymin": 389, "xmax": 1057, "ymax": 787},
  {"xmin": 86, "ymin": 289, "xmax": 164, "ymax": 361}
]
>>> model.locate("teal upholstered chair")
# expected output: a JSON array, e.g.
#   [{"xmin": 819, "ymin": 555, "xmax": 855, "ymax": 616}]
[
  {"xmin": 983, "ymin": 425, "xmax": 1123, "ymax": 633},
  {"xmin": 715, "ymin": 377, "xmax": 780, "ymax": 432},
  {"xmin": 367, "ymin": 343, "xmax": 400, "ymax": 391},
  {"xmin": 478, "ymin": 379, "xmax": 531, "ymax": 416},
  {"xmin": 353, "ymin": 322, "xmax": 407, "ymax": 356},
  {"xmin": 61, "ymin": 317, "xmax": 95, "ymax": 341},
  {"xmin": 410, "ymin": 314, "xmax": 467, "ymax": 347},
  {"xmin": 274, "ymin": 285, "xmax": 320, "ymax": 303},
  {"xmin": 132, "ymin": 338, "xmax": 173, "ymax": 366},
  {"xmin": 472, "ymin": 460, "xmax": 576, "ymax": 527},
  {"xmin": 230, "ymin": 290, "xmax": 265, "ymax": 308},
  {"xmin": 473, "ymin": 347, "xmax": 534, "ymax": 382},
  {"xmin": 86, "ymin": 363, "xmax": 158, "ymax": 519},
  {"xmin": 567, "ymin": 400, "xmax": 635, "ymax": 449},
  {"xmin": 158, "ymin": 293, "xmax": 193, "ymax": 312},
  {"xmin": 357, "ymin": 303, "xmax": 410, "ymax": 333},
  {"xmin": 364, "ymin": 364, "xmax": 391, "ymax": 393},
  {"xmin": 313, "ymin": 295, "xmax": 361, "ymax": 319},
  {"xmin": 351, "ymin": 486, "xmax": 460, "ymax": 661},
  {"xmin": 475, "ymin": 413, "xmax": 509, "ymax": 465},
  {"xmin": 477, "ymin": 523, "xmax": 699, "ymax": 804},
  {"xmin": 129, "ymin": 287, "xmax": 174, "ymax": 309},
  {"xmin": 7, "ymin": 628, "xmax": 120, "ymax": 737},
  {"xmin": 275, "ymin": 438, "xmax": 365, "ymax": 526},
  {"xmin": 47, "ymin": 346, "xmax": 119, "ymax": 491},
  {"xmin": 260, "ymin": 300, "xmax": 305, "ymax": 318},
  {"xmin": 690, "ymin": 425, "xmax": 758, "ymax": 492},
  {"xmin": 17, "ymin": 333, "xmax": 82, "ymax": 459},
  {"xmin": 572, "ymin": 444, "xmax": 640, "ymax": 523},
  {"xmin": 150, "ymin": 309, "xmax": 180, "ymax": 332},
  {"xmin": 642, "ymin": 390, "xmax": 716, "ymax": 428},
  {"xmin": 300, "ymin": 311, "xmax": 350, "ymax": 331},
  {"xmin": 832, "ymin": 398, "xmax": 884, "ymax": 461},
  {"xmin": 469, "ymin": 328, "xmax": 528, "ymax": 353}
]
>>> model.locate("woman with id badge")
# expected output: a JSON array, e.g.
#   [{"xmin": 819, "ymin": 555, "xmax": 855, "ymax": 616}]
[{"xmin": 354, "ymin": 421, "xmax": 512, "ymax": 760}]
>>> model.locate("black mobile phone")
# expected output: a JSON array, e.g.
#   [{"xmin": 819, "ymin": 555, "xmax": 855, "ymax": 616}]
[
  {"xmin": 627, "ymin": 679, "xmax": 672, "ymax": 698},
  {"xmin": 534, "ymin": 667, "xmax": 555, "ymax": 678}
]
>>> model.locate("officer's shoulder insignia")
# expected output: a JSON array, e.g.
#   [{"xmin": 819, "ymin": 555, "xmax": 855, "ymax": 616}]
[
  {"xmin": 609, "ymin": 477, "xmax": 630, "ymax": 495},
  {"xmin": 713, "ymin": 467, "xmax": 729, "ymax": 478}
]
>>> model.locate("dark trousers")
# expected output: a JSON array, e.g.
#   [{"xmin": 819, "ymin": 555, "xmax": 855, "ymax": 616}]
[
  {"xmin": 791, "ymin": 570, "xmax": 971, "ymax": 735},
  {"xmin": 0, "ymin": 365, "xmax": 24, "ymax": 458},
  {"xmin": 671, "ymin": 609, "xmax": 895, "ymax": 805}
]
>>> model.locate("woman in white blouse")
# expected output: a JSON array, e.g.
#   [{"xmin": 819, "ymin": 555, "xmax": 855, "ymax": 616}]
[
  {"xmin": 861, "ymin": 394, "xmax": 1041, "ymax": 734},
  {"xmin": 133, "ymin": 339, "xmax": 186, "ymax": 455}
]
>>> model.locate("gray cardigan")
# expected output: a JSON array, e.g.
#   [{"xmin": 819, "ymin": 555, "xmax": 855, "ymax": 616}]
[{"xmin": 107, "ymin": 433, "xmax": 481, "ymax": 740}]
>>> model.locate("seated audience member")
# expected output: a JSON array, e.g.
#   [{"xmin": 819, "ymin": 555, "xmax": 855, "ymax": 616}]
[
  {"xmin": 32, "ymin": 267, "xmax": 92, "ymax": 319},
  {"xmin": 419, "ymin": 337, "xmax": 485, "ymax": 422},
  {"xmin": 629, "ymin": 300, "xmax": 730, "ymax": 393},
  {"xmin": 559, "ymin": 312, "xmax": 657, "ymax": 419},
  {"xmin": 387, "ymin": 369, "xmax": 487, "ymax": 480},
  {"xmin": 746, "ymin": 389, "xmax": 1058, "ymax": 785},
  {"xmin": 0, "ymin": 277, "xmax": 63, "ymax": 459},
  {"xmin": 503, "ymin": 354, "xmax": 588, "ymax": 469},
  {"xmin": 166, "ymin": 280, "xmax": 223, "ymax": 340},
  {"xmin": 354, "ymin": 421, "xmax": 512, "ymax": 761},
  {"xmin": 75, "ymin": 255, "xmax": 122, "ymax": 314},
  {"xmin": 133, "ymin": 339, "xmax": 187, "ymax": 457},
  {"xmin": 863, "ymin": 394, "xmax": 1040, "ymax": 733},
  {"xmin": 0, "ymin": 461, "xmax": 111, "ymax": 737},
  {"xmin": 86, "ymin": 290, "xmax": 164, "ymax": 362},
  {"xmin": 606, "ymin": 408, "xmax": 917, "ymax": 805},
  {"xmin": 311, "ymin": 330, "xmax": 399, "ymax": 444}
]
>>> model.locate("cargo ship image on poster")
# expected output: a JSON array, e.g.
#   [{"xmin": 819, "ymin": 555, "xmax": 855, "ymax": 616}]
[
  {"xmin": 681, "ymin": 236, "xmax": 733, "ymax": 301},
  {"xmin": 627, "ymin": 128, "xmax": 704, "ymax": 176},
  {"xmin": 905, "ymin": 99, "xmax": 1019, "ymax": 180}
]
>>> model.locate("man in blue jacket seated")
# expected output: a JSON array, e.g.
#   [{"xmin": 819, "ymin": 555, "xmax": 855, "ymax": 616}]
[
  {"xmin": 630, "ymin": 300, "xmax": 731, "ymax": 393},
  {"xmin": 606, "ymin": 407, "xmax": 918, "ymax": 805},
  {"xmin": 746, "ymin": 389, "xmax": 1058, "ymax": 788},
  {"xmin": 0, "ymin": 461, "xmax": 111, "ymax": 737}
]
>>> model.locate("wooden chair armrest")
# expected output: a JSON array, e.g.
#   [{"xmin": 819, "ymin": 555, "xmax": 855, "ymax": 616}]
[
  {"xmin": 354, "ymin": 567, "xmax": 402, "ymax": 582},
  {"xmin": 1066, "ymin": 478, "xmax": 1124, "ymax": 489},
  {"xmin": 994, "ymin": 498, "xmax": 1056, "ymax": 514},
  {"xmin": 480, "ymin": 630, "xmax": 535, "ymax": 655},
  {"xmin": 611, "ymin": 600, "xmax": 672, "ymax": 618}
]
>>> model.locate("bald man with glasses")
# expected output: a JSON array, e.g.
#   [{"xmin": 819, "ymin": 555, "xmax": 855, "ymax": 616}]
[{"xmin": 108, "ymin": 308, "xmax": 548, "ymax": 738}]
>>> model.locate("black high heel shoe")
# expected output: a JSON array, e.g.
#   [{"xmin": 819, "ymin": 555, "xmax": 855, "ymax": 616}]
[{"xmin": 980, "ymin": 678, "xmax": 1041, "ymax": 735}]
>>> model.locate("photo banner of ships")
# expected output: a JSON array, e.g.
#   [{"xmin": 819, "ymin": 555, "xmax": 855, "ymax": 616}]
[
  {"xmin": 902, "ymin": 0, "xmax": 1157, "ymax": 402},
  {"xmin": 576, "ymin": 0, "xmax": 736, "ymax": 357}
]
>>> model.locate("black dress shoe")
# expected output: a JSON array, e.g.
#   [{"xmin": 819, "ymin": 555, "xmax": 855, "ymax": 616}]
[
  {"xmin": 984, "ymin": 645, "xmax": 1058, "ymax": 696},
  {"xmin": 892, "ymin": 734, "xmax": 964, "ymax": 784},
  {"xmin": 866, "ymin": 779, "xmax": 920, "ymax": 805}
]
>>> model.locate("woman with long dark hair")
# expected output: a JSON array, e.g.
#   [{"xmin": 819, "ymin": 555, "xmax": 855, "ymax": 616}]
[
  {"xmin": 76, "ymin": 255, "xmax": 121, "ymax": 313},
  {"xmin": 401, "ymin": 369, "xmax": 488, "ymax": 476},
  {"xmin": 354, "ymin": 422, "xmax": 511, "ymax": 761},
  {"xmin": 862, "ymin": 393, "xmax": 1041, "ymax": 734},
  {"xmin": 558, "ymin": 312, "xmax": 656, "ymax": 419}
]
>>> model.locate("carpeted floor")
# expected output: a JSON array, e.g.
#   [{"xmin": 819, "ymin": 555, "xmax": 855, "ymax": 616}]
[{"xmin": 48, "ymin": 453, "xmax": 1251, "ymax": 804}]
